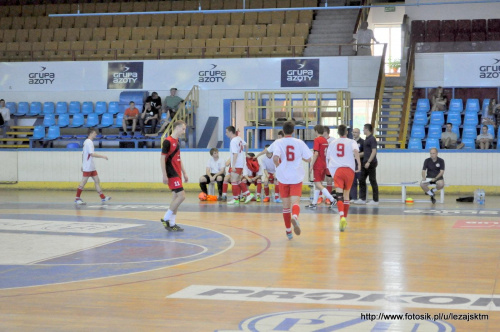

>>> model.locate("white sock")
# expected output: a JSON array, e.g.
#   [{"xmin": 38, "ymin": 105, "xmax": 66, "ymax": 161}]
[
  {"xmin": 163, "ymin": 209, "xmax": 173, "ymax": 221},
  {"xmin": 286, "ymin": 227, "xmax": 292, "ymax": 233},
  {"xmin": 427, "ymin": 190, "xmax": 434, "ymax": 196},
  {"xmin": 313, "ymin": 190, "xmax": 320, "ymax": 204},
  {"xmin": 321, "ymin": 188, "xmax": 334, "ymax": 201},
  {"xmin": 169, "ymin": 214, "xmax": 176, "ymax": 226}
]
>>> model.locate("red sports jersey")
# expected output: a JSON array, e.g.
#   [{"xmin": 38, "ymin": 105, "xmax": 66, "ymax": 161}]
[
  {"xmin": 161, "ymin": 136, "xmax": 182, "ymax": 179},
  {"xmin": 313, "ymin": 136, "xmax": 329, "ymax": 170}
]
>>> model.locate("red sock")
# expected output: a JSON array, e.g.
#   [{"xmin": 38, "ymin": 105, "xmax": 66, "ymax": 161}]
[
  {"xmin": 292, "ymin": 204, "xmax": 300, "ymax": 218},
  {"xmin": 239, "ymin": 181, "xmax": 249, "ymax": 196},
  {"xmin": 264, "ymin": 186, "xmax": 270, "ymax": 196},
  {"xmin": 344, "ymin": 200, "xmax": 350, "ymax": 217},
  {"xmin": 222, "ymin": 182, "xmax": 228, "ymax": 194},
  {"xmin": 257, "ymin": 181, "xmax": 262, "ymax": 195},
  {"xmin": 98, "ymin": 191, "xmax": 105, "ymax": 199},
  {"xmin": 76, "ymin": 186, "xmax": 83, "ymax": 198},
  {"xmin": 327, "ymin": 185, "xmax": 333, "ymax": 195},
  {"xmin": 337, "ymin": 200, "xmax": 345, "ymax": 217},
  {"xmin": 283, "ymin": 208, "xmax": 291, "ymax": 229},
  {"xmin": 275, "ymin": 182, "xmax": 280, "ymax": 194},
  {"xmin": 231, "ymin": 182, "xmax": 240, "ymax": 199}
]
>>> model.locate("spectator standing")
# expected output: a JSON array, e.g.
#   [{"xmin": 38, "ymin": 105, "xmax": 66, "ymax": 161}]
[
  {"xmin": 354, "ymin": 22, "xmax": 379, "ymax": 56},
  {"xmin": 354, "ymin": 123, "xmax": 379, "ymax": 205},
  {"xmin": 0, "ymin": 99, "xmax": 11, "ymax": 136}
]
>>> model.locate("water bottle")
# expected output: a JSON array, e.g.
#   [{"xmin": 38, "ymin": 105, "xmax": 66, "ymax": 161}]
[{"xmin": 474, "ymin": 189, "xmax": 485, "ymax": 205}]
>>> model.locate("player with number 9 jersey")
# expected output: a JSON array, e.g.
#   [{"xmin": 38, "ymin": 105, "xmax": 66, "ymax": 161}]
[{"xmin": 327, "ymin": 137, "xmax": 359, "ymax": 181}]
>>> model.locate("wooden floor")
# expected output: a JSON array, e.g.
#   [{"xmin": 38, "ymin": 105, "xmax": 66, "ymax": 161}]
[{"xmin": 0, "ymin": 189, "xmax": 499, "ymax": 331}]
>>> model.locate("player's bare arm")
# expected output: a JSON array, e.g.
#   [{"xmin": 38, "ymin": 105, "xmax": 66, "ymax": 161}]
[
  {"xmin": 90, "ymin": 153, "xmax": 108, "ymax": 161},
  {"xmin": 161, "ymin": 155, "xmax": 168, "ymax": 184},
  {"xmin": 354, "ymin": 150, "xmax": 361, "ymax": 172},
  {"xmin": 181, "ymin": 160, "xmax": 188, "ymax": 182}
]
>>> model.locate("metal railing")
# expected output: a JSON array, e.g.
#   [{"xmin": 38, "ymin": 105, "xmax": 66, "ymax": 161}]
[
  {"xmin": 370, "ymin": 43, "xmax": 387, "ymax": 131},
  {"xmin": 399, "ymin": 45, "xmax": 416, "ymax": 149}
]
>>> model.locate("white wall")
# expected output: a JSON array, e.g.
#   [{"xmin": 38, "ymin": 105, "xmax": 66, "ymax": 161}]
[
  {"xmin": 2, "ymin": 150, "xmax": 500, "ymax": 187},
  {"xmin": 368, "ymin": 5, "xmax": 406, "ymax": 27},
  {"xmin": 406, "ymin": 0, "xmax": 500, "ymax": 20}
]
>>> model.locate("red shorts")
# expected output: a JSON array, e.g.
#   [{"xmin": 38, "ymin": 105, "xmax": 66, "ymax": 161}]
[
  {"xmin": 313, "ymin": 168, "xmax": 327, "ymax": 182},
  {"xmin": 279, "ymin": 182, "xmax": 303, "ymax": 198},
  {"xmin": 333, "ymin": 168, "xmax": 355, "ymax": 190},
  {"xmin": 83, "ymin": 170, "xmax": 98, "ymax": 177},
  {"xmin": 168, "ymin": 177, "xmax": 184, "ymax": 192},
  {"xmin": 232, "ymin": 168, "xmax": 243, "ymax": 175}
]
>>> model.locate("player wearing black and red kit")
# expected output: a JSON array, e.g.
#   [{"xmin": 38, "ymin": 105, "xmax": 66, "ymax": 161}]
[{"xmin": 160, "ymin": 121, "xmax": 188, "ymax": 232}]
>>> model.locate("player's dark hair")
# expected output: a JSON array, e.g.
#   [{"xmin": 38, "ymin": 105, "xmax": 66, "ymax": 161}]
[
  {"xmin": 88, "ymin": 127, "xmax": 97, "ymax": 135},
  {"xmin": 283, "ymin": 121, "xmax": 294, "ymax": 135},
  {"xmin": 364, "ymin": 123, "xmax": 373, "ymax": 133},
  {"xmin": 265, "ymin": 144, "xmax": 270, "ymax": 148},
  {"xmin": 314, "ymin": 124, "xmax": 324, "ymax": 134},
  {"xmin": 129, "ymin": 101, "xmax": 135, "ymax": 104},
  {"xmin": 277, "ymin": 130, "xmax": 284, "ymax": 137},
  {"xmin": 247, "ymin": 152, "xmax": 255, "ymax": 157},
  {"xmin": 337, "ymin": 124, "xmax": 347, "ymax": 136},
  {"xmin": 446, "ymin": 122, "xmax": 453, "ymax": 127},
  {"xmin": 210, "ymin": 148, "xmax": 218, "ymax": 156},
  {"xmin": 482, "ymin": 125, "xmax": 488, "ymax": 129},
  {"xmin": 226, "ymin": 126, "xmax": 236, "ymax": 134},
  {"xmin": 173, "ymin": 120, "xmax": 186, "ymax": 129},
  {"xmin": 323, "ymin": 126, "xmax": 330, "ymax": 134}
]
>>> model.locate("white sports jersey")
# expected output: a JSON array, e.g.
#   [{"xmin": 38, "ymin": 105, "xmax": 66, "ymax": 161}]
[
  {"xmin": 327, "ymin": 136, "xmax": 335, "ymax": 144},
  {"xmin": 229, "ymin": 136, "xmax": 247, "ymax": 168},
  {"xmin": 82, "ymin": 138, "xmax": 95, "ymax": 172},
  {"xmin": 273, "ymin": 136, "xmax": 313, "ymax": 184},
  {"xmin": 267, "ymin": 140, "xmax": 277, "ymax": 153},
  {"xmin": 261, "ymin": 156, "xmax": 276, "ymax": 174},
  {"xmin": 206, "ymin": 157, "xmax": 225, "ymax": 174},
  {"xmin": 243, "ymin": 163, "xmax": 263, "ymax": 177},
  {"xmin": 327, "ymin": 137, "xmax": 359, "ymax": 175}
]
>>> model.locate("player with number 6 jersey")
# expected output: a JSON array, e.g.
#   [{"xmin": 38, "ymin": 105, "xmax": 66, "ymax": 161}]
[
  {"xmin": 326, "ymin": 124, "xmax": 361, "ymax": 232},
  {"xmin": 272, "ymin": 121, "xmax": 312, "ymax": 240}
]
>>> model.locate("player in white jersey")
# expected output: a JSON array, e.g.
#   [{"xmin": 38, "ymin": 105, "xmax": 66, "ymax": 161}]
[
  {"xmin": 226, "ymin": 125, "xmax": 254, "ymax": 205},
  {"xmin": 272, "ymin": 122, "xmax": 312, "ymax": 240},
  {"xmin": 199, "ymin": 148, "xmax": 225, "ymax": 199},
  {"xmin": 323, "ymin": 126, "xmax": 335, "ymax": 205},
  {"xmin": 75, "ymin": 128, "xmax": 111, "ymax": 205},
  {"xmin": 326, "ymin": 124, "xmax": 361, "ymax": 232},
  {"xmin": 261, "ymin": 144, "xmax": 281, "ymax": 202}
]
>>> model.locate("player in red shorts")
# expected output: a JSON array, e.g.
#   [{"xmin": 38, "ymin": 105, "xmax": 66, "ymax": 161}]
[
  {"xmin": 261, "ymin": 145, "xmax": 281, "ymax": 202},
  {"xmin": 226, "ymin": 125, "xmax": 253, "ymax": 205},
  {"xmin": 160, "ymin": 120, "xmax": 189, "ymax": 232},
  {"xmin": 307, "ymin": 124, "xmax": 335, "ymax": 209},
  {"xmin": 326, "ymin": 124, "xmax": 361, "ymax": 232},
  {"xmin": 273, "ymin": 121, "xmax": 312, "ymax": 240},
  {"xmin": 75, "ymin": 128, "xmax": 110, "ymax": 205}
]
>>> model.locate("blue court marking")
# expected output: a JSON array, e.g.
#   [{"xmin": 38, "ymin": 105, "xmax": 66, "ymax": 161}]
[{"xmin": 0, "ymin": 213, "xmax": 232, "ymax": 289}]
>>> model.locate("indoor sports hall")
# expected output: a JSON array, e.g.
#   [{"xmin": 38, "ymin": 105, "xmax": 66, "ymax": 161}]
[{"xmin": 1, "ymin": 0, "xmax": 500, "ymax": 331}]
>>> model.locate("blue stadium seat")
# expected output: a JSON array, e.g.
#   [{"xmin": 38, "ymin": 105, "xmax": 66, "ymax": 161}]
[
  {"xmin": 448, "ymin": 99, "xmax": 463, "ymax": 113},
  {"xmin": 69, "ymin": 113, "xmax": 84, "ymax": 128},
  {"xmin": 56, "ymin": 102, "xmax": 68, "ymax": 114},
  {"xmin": 69, "ymin": 101, "xmax": 81, "ymax": 114},
  {"xmin": 482, "ymin": 99, "xmax": 490, "ymax": 117},
  {"xmin": 462, "ymin": 125, "xmax": 477, "ymax": 140},
  {"xmin": 446, "ymin": 112, "xmax": 461, "ymax": 126},
  {"xmin": 426, "ymin": 138, "xmax": 440, "ymax": 150},
  {"xmin": 161, "ymin": 112, "xmax": 168, "ymax": 120},
  {"xmin": 416, "ymin": 99, "xmax": 430, "ymax": 112},
  {"xmin": 66, "ymin": 143, "xmax": 80, "ymax": 149},
  {"xmin": 462, "ymin": 138, "xmax": 476, "ymax": 149},
  {"xmin": 15, "ymin": 102, "xmax": 29, "ymax": 116},
  {"xmin": 82, "ymin": 102, "xmax": 93, "ymax": 115},
  {"xmin": 429, "ymin": 111, "xmax": 445, "ymax": 125},
  {"xmin": 84, "ymin": 113, "xmax": 99, "ymax": 127},
  {"xmin": 29, "ymin": 102, "xmax": 42, "ymax": 116},
  {"xmin": 98, "ymin": 113, "xmax": 114, "ymax": 128},
  {"xmin": 58, "ymin": 114, "xmax": 70, "ymax": 128},
  {"xmin": 413, "ymin": 111, "xmax": 428, "ymax": 126},
  {"xmin": 95, "ymin": 102, "xmax": 107, "ymax": 115},
  {"xmin": 108, "ymin": 102, "xmax": 120, "ymax": 115},
  {"xmin": 487, "ymin": 124, "xmax": 495, "ymax": 137},
  {"xmin": 427, "ymin": 124, "xmax": 442, "ymax": 139},
  {"xmin": 408, "ymin": 138, "xmax": 423, "ymax": 149},
  {"xmin": 31, "ymin": 126, "xmax": 45, "ymax": 140},
  {"xmin": 6, "ymin": 102, "xmax": 16, "ymax": 114},
  {"xmin": 463, "ymin": 112, "xmax": 478, "ymax": 126},
  {"xmin": 114, "ymin": 113, "xmax": 124, "ymax": 128},
  {"xmin": 45, "ymin": 126, "xmax": 60, "ymax": 141},
  {"xmin": 411, "ymin": 124, "xmax": 425, "ymax": 139},
  {"xmin": 465, "ymin": 98, "xmax": 480, "ymax": 113},
  {"xmin": 43, "ymin": 102, "xmax": 55, "ymax": 114},
  {"xmin": 43, "ymin": 114, "xmax": 56, "ymax": 127}
]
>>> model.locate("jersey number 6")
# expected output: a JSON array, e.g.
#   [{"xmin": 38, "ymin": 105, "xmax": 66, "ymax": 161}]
[{"xmin": 286, "ymin": 146, "xmax": 295, "ymax": 161}]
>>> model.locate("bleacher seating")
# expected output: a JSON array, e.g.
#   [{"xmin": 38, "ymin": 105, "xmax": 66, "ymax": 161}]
[
  {"xmin": 413, "ymin": 111, "xmax": 428, "ymax": 126},
  {"xmin": 462, "ymin": 138, "xmax": 475, "ymax": 149},
  {"xmin": 429, "ymin": 111, "xmax": 444, "ymax": 126},
  {"xmin": 446, "ymin": 112, "xmax": 461, "ymax": 127},
  {"xmin": 58, "ymin": 113, "xmax": 70, "ymax": 128},
  {"xmin": 463, "ymin": 112, "xmax": 478, "ymax": 126},
  {"xmin": 426, "ymin": 138, "xmax": 440, "ymax": 150},
  {"xmin": 427, "ymin": 124, "xmax": 442, "ymax": 139},
  {"xmin": 69, "ymin": 113, "xmax": 84, "ymax": 128},
  {"xmin": 416, "ymin": 98, "xmax": 430, "ymax": 112},
  {"xmin": 42, "ymin": 114, "xmax": 56, "ymax": 127},
  {"xmin": 56, "ymin": 102, "xmax": 68, "ymax": 114},
  {"xmin": 448, "ymin": 99, "xmax": 463, "ymax": 113},
  {"xmin": 411, "ymin": 124, "xmax": 425, "ymax": 139},
  {"xmin": 408, "ymin": 138, "xmax": 423, "ymax": 149},
  {"xmin": 0, "ymin": 1, "xmax": 315, "ymax": 61}
]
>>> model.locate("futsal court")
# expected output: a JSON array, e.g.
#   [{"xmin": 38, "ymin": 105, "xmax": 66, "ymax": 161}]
[{"xmin": 0, "ymin": 189, "xmax": 499, "ymax": 331}]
